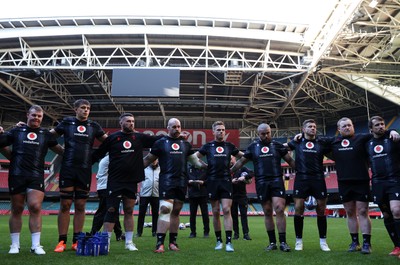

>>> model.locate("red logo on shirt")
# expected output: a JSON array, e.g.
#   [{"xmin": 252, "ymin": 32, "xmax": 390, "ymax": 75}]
[
  {"xmin": 261, "ymin": 146, "xmax": 269, "ymax": 153},
  {"xmin": 305, "ymin": 142, "xmax": 314, "ymax": 149},
  {"xmin": 27, "ymin": 132, "xmax": 37, "ymax": 140},
  {"xmin": 171, "ymin": 143, "xmax": 180, "ymax": 150},
  {"xmin": 77, "ymin": 126, "xmax": 86, "ymax": 133},
  {"xmin": 374, "ymin": 145, "xmax": 383, "ymax": 154},
  {"xmin": 123, "ymin": 141, "xmax": 132, "ymax": 149},
  {"xmin": 216, "ymin": 147, "xmax": 224, "ymax": 154},
  {"xmin": 341, "ymin": 139, "xmax": 350, "ymax": 147}
]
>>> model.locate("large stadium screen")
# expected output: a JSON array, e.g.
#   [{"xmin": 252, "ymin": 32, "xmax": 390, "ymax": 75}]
[{"xmin": 111, "ymin": 68, "xmax": 180, "ymax": 97}]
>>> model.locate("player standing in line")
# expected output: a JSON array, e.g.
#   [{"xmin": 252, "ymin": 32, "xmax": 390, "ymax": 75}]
[
  {"xmin": 92, "ymin": 113, "xmax": 161, "ymax": 251},
  {"xmin": 366, "ymin": 116, "xmax": 400, "ymax": 258},
  {"xmin": 196, "ymin": 121, "xmax": 243, "ymax": 252},
  {"xmin": 0, "ymin": 105, "xmax": 64, "ymax": 255},
  {"xmin": 232, "ymin": 123, "xmax": 294, "ymax": 252},
  {"xmin": 143, "ymin": 118, "xmax": 204, "ymax": 253},
  {"xmin": 287, "ymin": 119, "xmax": 331, "ymax": 251},
  {"xmin": 325, "ymin": 118, "xmax": 373, "ymax": 253},
  {"xmin": 53, "ymin": 99, "xmax": 107, "ymax": 252}
]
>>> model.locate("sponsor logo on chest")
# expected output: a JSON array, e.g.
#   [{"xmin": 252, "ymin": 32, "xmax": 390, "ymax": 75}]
[
  {"xmin": 214, "ymin": 146, "xmax": 227, "ymax": 157},
  {"xmin": 23, "ymin": 132, "xmax": 40, "ymax": 145},
  {"xmin": 74, "ymin": 125, "xmax": 89, "ymax": 137}
]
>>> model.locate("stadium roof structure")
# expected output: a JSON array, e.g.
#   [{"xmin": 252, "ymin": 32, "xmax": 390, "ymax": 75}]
[{"xmin": 0, "ymin": 0, "xmax": 399, "ymax": 137}]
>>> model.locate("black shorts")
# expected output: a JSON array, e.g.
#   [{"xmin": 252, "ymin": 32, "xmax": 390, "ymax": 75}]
[
  {"xmin": 293, "ymin": 178, "xmax": 327, "ymax": 200},
  {"xmin": 8, "ymin": 175, "xmax": 45, "ymax": 195},
  {"xmin": 256, "ymin": 177, "xmax": 286, "ymax": 202},
  {"xmin": 159, "ymin": 185, "xmax": 186, "ymax": 202},
  {"xmin": 106, "ymin": 188, "xmax": 137, "ymax": 210},
  {"xmin": 108, "ymin": 182, "xmax": 138, "ymax": 196},
  {"xmin": 338, "ymin": 180, "xmax": 371, "ymax": 203},
  {"xmin": 206, "ymin": 179, "xmax": 233, "ymax": 200},
  {"xmin": 59, "ymin": 166, "xmax": 91, "ymax": 191},
  {"xmin": 371, "ymin": 179, "xmax": 400, "ymax": 205}
]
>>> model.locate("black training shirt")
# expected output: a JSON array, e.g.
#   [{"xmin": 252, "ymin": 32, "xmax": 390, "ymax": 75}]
[
  {"xmin": 151, "ymin": 136, "xmax": 194, "ymax": 189},
  {"xmin": 243, "ymin": 139, "xmax": 288, "ymax": 182},
  {"xmin": 0, "ymin": 125, "xmax": 58, "ymax": 177},
  {"xmin": 287, "ymin": 137, "xmax": 331, "ymax": 180},
  {"xmin": 93, "ymin": 131, "xmax": 159, "ymax": 187},
  {"xmin": 198, "ymin": 140, "xmax": 240, "ymax": 181},
  {"xmin": 55, "ymin": 117, "xmax": 105, "ymax": 168},
  {"xmin": 366, "ymin": 135, "xmax": 400, "ymax": 180},
  {"xmin": 326, "ymin": 133, "xmax": 371, "ymax": 181}
]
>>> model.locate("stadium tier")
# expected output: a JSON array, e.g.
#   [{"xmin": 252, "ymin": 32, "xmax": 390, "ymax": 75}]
[{"xmin": 0, "ymin": 171, "xmax": 8, "ymax": 191}]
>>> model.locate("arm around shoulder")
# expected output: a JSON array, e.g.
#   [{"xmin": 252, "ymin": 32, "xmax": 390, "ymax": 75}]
[
  {"xmin": 50, "ymin": 144, "xmax": 64, "ymax": 156},
  {"xmin": 143, "ymin": 153, "xmax": 158, "ymax": 168},
  {"xmin": 49, "ymin": 128, "xmax": 60, "ymax": 137},
  {"xmin": 283, "ymin": 153, "xmax": 295, "ymax": 169},
  {"xmin": 389, "ymin": 130, "xmax": 400, "ymax": 142},
  {"xmin": 0, "ymin": 146, "xmax": 12, "ymax": 160},
  {"xmin": 97, "ymin": 133, "xmax": 108, "ymax": 142},
  {"xmin": 231, "ymin": 156, "xmax": 248, "ymax": 174},
  {"xmin": 188, "ymin": 154, "xmax": 207, "ymax": 169}
]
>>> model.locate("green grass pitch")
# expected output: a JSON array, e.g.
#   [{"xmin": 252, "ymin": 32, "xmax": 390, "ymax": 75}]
[{"xmin": 0, "ymin": 215, "xmax": 398, "ymax": 265}]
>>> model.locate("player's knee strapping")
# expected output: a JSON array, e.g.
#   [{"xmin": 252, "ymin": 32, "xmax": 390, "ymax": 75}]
[
  {"xmin": 75, "ymin": 190, "xmax": 89, "ymax": 199},
  {"xmin": 158, "ymin": 200, "xmax": 173, "ymax": 222},
  {"xmin": 104, "ymin": 207, "xmax": 119, "ymax": 223},
  {"xmin": 104, "ymin": 197, "xmax": 121, "ymax": 223},
  {"xmin": 60, "ymin": 190, "xmax": 74, "ymax": 200}
]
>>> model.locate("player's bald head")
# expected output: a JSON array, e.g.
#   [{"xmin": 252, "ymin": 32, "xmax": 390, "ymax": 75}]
[
  {"xmin": 257, "ymin": 123, "xmax": 270, "ymax": 132},
  {"xmin": 167, "ymin": 118, "xmax": 180, "ymax": 128}
]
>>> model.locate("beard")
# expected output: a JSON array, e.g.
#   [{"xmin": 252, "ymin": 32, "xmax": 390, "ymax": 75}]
[
  {"xmin": 122, "ymin": 125, "xmax": 134, "ymax": 133},
  {"xmin": 260, "ymin": 138, "xmax": 270, "ymax": 144},
  {"xmin": 376, "ymin": 129, "xmax": 385, "ymax": 136},
  {"xmin": 170, "ymin": 131, "xmax": 180, "ymax": 138}
]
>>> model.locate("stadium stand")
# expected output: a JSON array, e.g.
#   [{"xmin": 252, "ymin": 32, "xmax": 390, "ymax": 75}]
[
  {"xmin": 246, "ymin": 181, "xmax": 256, "ymax": 198},
  {"xmin": 325, "ymin": 173, "xmax": 339, "ymax": 192},
  {"xmin": 0, "ymin": 170, "xmax": 9, "ymax": 191},
  {"xmin": 0, "ymin": 201, "xmax": 10, "ymax": 214},
  {"xmin": 44, "ymin": 173, "xmax": 98, "ymax": 195}
]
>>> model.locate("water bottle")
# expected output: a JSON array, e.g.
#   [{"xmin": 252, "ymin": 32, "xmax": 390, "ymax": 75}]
[
  {"xmin": 76, "ymin": 232, "xmax": 86, "ymax": 256},
  {"xmin": 84, "ymin": 238, "xmax": 93, "ymax": 256},
  {"xmin": 99, "ymin": 231, "xmax": 109, "ymax": 255},
  {"xmin": 92, "ymin": 237, "xmax": 100, "ymax": 256}
]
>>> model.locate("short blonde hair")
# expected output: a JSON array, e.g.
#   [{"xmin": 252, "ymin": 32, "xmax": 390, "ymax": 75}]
[{"xmin": 212, "ymin": 121, "xmax": 224, "ymax": 130}]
